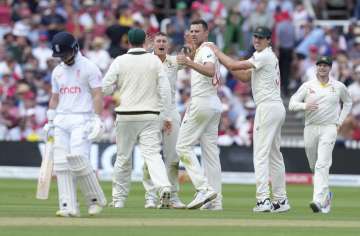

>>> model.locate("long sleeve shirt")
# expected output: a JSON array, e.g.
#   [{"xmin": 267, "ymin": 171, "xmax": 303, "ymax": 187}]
[
  {"xmin": 102, "ymin": 48, "xmax": 171, "ymax": 120},
  {"xmin": 289, "ymin": 78, "xmax": 352, "ymax": 126}
]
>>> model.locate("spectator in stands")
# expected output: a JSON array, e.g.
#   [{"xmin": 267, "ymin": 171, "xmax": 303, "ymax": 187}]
[
  {"xmin": 167, "ymin": 2, "xmax": 189, "ymax": 49},
  {"xmin": 349, "ymin": 37, "xmax": 360, "ymax": 65},
  {"xmin": 85, "ymin": 36, "xmax": 111, "ymax": 73},
  {"xmin": 301, "ymin": 45, "xmax": 319, "ymax": 82},
  {"xmin": 32, "ymin": 34, "xmax": 52, "ymax": 71},
  {"xmin": 275, "ymin": 10, "xmax": 295, "ymax": 96},
  {"xmin": 223, "ymin": 9, "xmax": 245, "ymax": 55},
  {"xmin": 40, "ymin": 1, "xmax": 66, "ymax": 40},
  {"xmin": 248, "ymin": 0, "xmax": 274, "ymax": 33}
]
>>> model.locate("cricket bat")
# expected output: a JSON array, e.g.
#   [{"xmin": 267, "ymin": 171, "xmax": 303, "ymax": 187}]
[{"xmin": 36, "ymin": 138, "xmax": 54, "ymax": 200}]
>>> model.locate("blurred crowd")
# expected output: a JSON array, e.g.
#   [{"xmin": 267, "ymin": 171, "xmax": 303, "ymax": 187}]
[{"xmin": 0, "ymin": 0, "xmax": 360, "ymax": 144}]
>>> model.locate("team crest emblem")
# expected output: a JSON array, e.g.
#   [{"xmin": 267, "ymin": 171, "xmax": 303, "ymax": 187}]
[
  {"xmin": 309, "ymin": 88, "xmax": 315, "ymax": 94},
  {"xmin": 55, "ymin": 44, "xmax": 60, "ymax": 52}
]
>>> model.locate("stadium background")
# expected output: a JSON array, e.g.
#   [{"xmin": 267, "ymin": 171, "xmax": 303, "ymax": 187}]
[
  {"xmin": 0, "ymin": 1, "xmax": 360, "ymax": 185},
  {"xmin": 0, "ymin": 1, "xmax": 360, "ymax": 236}
]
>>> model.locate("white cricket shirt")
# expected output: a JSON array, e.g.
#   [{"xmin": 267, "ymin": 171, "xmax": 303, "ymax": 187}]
[
  {"xmin": 102, "ymin": 48, "xmax": 171, "ymax": 118},
  {"xmin": 162, "ymin": 54, "xmax": 183, "ymax": 109},
  {"xmin": 289, "ymin": 78, "xmax": 352, "ymax": 126},
  {"xmin": 247, "ymin": 46, "xmax": 282, "ymax": 105},
  {"xmin": 51, "ymin": 52, "xmax": 102, "ymax": 114},
  {"xmin": 191, "ymin": 43, "xmax": 218, "ymax": 98}
]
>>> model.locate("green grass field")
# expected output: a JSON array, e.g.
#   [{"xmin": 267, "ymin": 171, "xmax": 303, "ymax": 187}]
[{"xmin": 0, "ymin": 179, "xmax": 359, "ymax": 236}]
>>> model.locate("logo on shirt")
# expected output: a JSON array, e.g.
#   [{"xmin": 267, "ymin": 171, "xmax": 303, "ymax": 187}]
[
  {"xmin": 59, "ymin": 86, "xmax": 82, "ymax": 94},
  {"xmin": 309, "ymin": 88, "xmax": 315, "ymax": 94}
]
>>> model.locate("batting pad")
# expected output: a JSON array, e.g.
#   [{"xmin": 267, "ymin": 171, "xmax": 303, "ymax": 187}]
[
  {"xmin": 66, "ymin": 155, "xmax": 107, "ymax": 207},
  {"xmin": 56, "ymin": 170, "xmax": 78, "ymax": 213}
]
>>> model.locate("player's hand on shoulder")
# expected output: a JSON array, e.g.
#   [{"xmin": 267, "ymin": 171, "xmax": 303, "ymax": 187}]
[{"xmin": 203, "ymin": 42, "xmax": 219, "ymax": 54}]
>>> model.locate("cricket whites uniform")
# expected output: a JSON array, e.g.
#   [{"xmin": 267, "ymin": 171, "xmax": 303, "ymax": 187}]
[
  {"xmin": 51, "ymin": 52, "xmax": 106, "ymax": 215},
  {"xmin": 176, "ymin": 43, "xmax": 222, "ymax": 207},
  {"xmin": 289, "ymin": 78, "xmax": 352, "ymax": 207},
  {"xmin": 247, "ymin": 46, "xmax": 288, "ymax": 202},
  {"xmin": 143, "ymin": 55, "xmax": 183, "ymax": 202},
  {"xmin": 102, "ymin": 48, "xmax": 172, "ymax": 206}
]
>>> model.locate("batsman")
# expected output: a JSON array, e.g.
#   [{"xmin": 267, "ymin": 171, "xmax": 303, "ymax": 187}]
[{"xmin": 43, "ymin": 31, "xmax": 107, "ymax": 217}]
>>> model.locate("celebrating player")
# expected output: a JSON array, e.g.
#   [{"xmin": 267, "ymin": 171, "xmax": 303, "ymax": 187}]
[
  {"xmin": 142, "ymin": 32, "xmax": 186, "ymax": 209},
  {"xmin": 206, "ymin": 26, "xmax": 290, "ymax": 213},
  {"xmin": 176, "ymin": 19, "xmax": 223, "ymax": 210},
  {"xmin": 289, "ymin": 56, "xmax": 352, "ymax": 213}
]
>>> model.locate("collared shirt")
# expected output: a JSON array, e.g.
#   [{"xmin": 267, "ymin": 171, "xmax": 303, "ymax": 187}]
[
  {"xmin": 102, "ymin": 48, "xmax": 171, "ymax": 118},
  {"xmin": 289, "ymin": 78, "xmax": 352, "ymax": 126},
  {"xmin": 51, "ymin": 52, "xmax": 102, "ymax": 114},
  {"xmin": 162, "ymin": 54, "xmax": 183, "ymax": 109},
  {"xmin": 191, "ymin": 42, "xmax": 218, "ymax": 98},
  {"xmin": 247, "ymin": 46, "xmax": 282, "ymax": 105}
]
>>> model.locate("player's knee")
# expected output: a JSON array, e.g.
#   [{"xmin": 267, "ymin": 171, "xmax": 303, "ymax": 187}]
[
  {"xmin": 66, "ymin": 155, "xmax": 93, "ymax": 176},
  {"xmin": 53, "ymin": 148, "xmax": 70, "ymax": 173},
  {"xmin": 113, "ymin": 155, "xmax": 132, "ymax": 170}
]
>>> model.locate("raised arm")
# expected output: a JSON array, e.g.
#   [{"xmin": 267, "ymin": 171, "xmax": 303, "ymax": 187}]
[
  {"xmin": 230, "ymin": 69, "xmax": 252, "ymax": 82},
  {"xmin": 206, "ymin": 43, "xmax": 254, "ymax": 71}
]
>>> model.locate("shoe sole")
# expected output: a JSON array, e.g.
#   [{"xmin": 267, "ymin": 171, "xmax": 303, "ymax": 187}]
[
  {"xmin": 158, "ymin": 192, "xmax": 171, "ymax": 209},
  {"xmin": 271, "ymin": 206, "xmax": 290, "ymax": 213},
  {"xmin": 253, "ymin": 208, "xmax": 271, "ymax": 213},
  {"xmin": 187, "ymin": 193, "xmax": 217, "ymax": 210},
  {"xmin": 310, "ymin": 202, "xmax": 321, "ymax": 213}
]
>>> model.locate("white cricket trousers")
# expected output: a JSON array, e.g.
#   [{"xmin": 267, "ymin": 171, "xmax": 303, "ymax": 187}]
[
  {"xmin": 253, "ymin": 102, "xmax": 287, "ymax": 201},
  {"xmin": 112, "ymin": 114, "xmax": 171, "ymax": 203},
  {"xmin": 176, "ymin": 96, "xmax": 222, "ymax": 194},
  {"xmin": 304, "ymin": 124, "xmax": 337, "ymax": 205},
  {"xmin": 143, "ymin": 110, "xmax": 181, "ymax": 199}
]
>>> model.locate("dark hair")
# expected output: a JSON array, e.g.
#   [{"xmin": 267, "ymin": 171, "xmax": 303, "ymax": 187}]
[{"xmin": 191, "ymin": 19, "xmax": 208, "ymax": 31}]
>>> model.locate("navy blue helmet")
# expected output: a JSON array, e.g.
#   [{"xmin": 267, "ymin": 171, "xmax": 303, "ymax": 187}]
[{"xmin": 51, "ymin": 32, "xmax": 79, "ymax": 57}]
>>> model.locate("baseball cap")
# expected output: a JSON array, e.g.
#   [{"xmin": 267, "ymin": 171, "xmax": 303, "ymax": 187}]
[
  {"xmin": 128, "ymin": 28, "xmax": 146, "ymax": 45},
  {"xmin": 316, "ymin": 56, "xmax": 332, "ymax": 66},
  {"xmin": 253, "ymin": 26, "xmax": 272, "ymax": 38}
]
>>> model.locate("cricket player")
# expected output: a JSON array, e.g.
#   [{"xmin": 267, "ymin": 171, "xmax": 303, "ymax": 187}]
[
  {"xmin": 44, "ymin": 31, "xmax": 107, "ymax": 217},
  {"xmin": 102, "ymin": 28, "xmax": 173, "ymax": 209},
  {"xmin": 142, "ymin": 32, "xmax": 186, "ymax": 209},
  {"xmin": 289, "ymin": 56, "xmax": 352, "ymax": 213},
  {"xmin": 207, "ymin": 26, "xmax": 290, "ymax": 213},
  {"xmin": 176, "ymin": 19, "xmax": 222, "ymax": 210}
]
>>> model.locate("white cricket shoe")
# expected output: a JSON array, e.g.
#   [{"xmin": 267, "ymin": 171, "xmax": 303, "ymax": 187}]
[
  {"xmin": 170, "ymin": 194, "xmax": 186, "ymax": 209},
  {"xmin": 271, "ymin": 198, "xmax": 291, "ymax": 213},
  {"xmin": 187, "ymin": 189, "xmax": 217, "ymax": 209},
  {"xmin": 144, "ymin": 198, "xmax": 157, "ymax": 209},
  {"xmin": 321, "ymin": 192, "xmax": 333, "ymax": 214},
  {"xmin": 200, "ymin": 197, "xmax": 223, "ymax": 211},
  {"xmin": 108, "ymin": 200, "xmax": 125, "ymax": 208},
  {"xmin": 253, "ymin": 198, "xmax": 272, "ymax": 212},
  {"xmin": 158, "ymin": 188, "xmax": 171, "ymax": 209},
  {"xmin": 88, "ymin": 204, "xmax": 104, "ymax": 216},
  {"xmin": 56, "ymin": 209, "xmax": 80, "ymax": 217}
]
